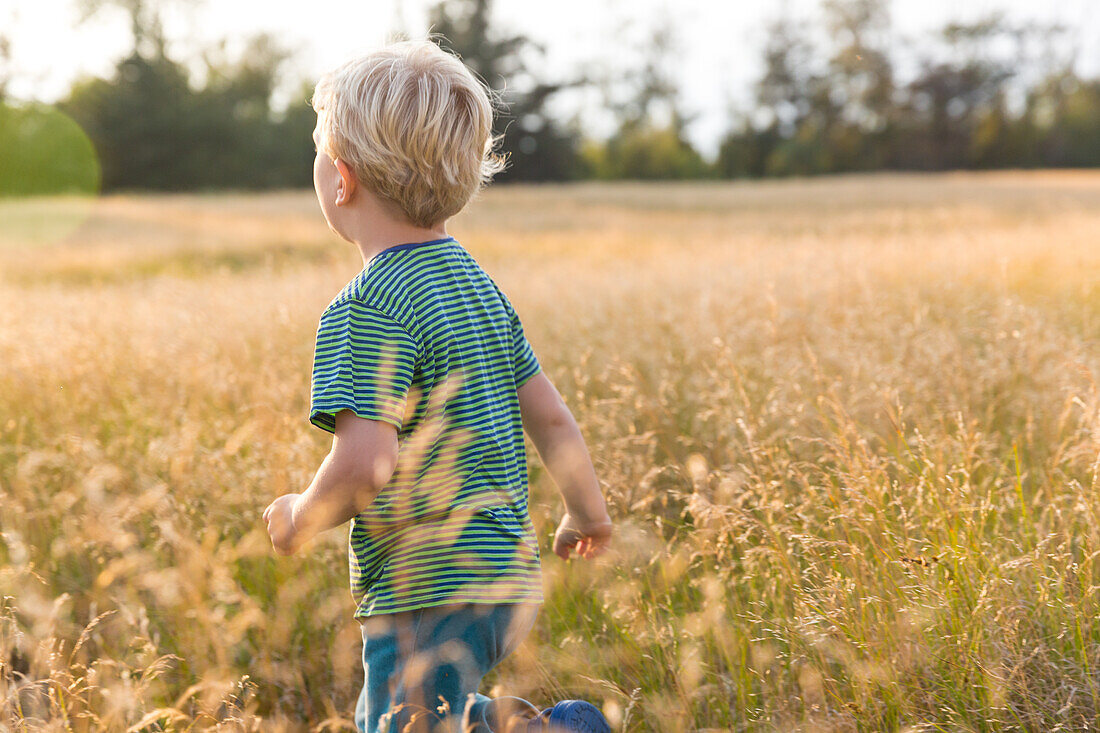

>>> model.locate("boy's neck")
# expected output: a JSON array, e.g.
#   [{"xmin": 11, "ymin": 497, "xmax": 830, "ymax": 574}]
[
  {"xmin": 352, "ymin": 227, "xmax": 450, "ymax": 269},
  {"xmin": 345, "ymin": 192, "xmax": 450, "ymax": 269}
]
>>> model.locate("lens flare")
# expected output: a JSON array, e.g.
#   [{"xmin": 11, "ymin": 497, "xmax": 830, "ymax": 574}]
[{"xmin": 0, "ymin": 102, "xmax": 100, "ymax": 248}]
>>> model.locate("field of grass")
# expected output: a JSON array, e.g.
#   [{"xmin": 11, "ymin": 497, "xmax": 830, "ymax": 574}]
[{"xmin": 2, "ymin": 172, "xmax": 1100, "ymax": 731}]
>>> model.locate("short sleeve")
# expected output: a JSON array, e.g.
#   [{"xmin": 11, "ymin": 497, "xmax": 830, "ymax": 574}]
[
  {"xmin": 508, "ymin": 303, "xmax": 541, "ymax": 388},
  {"xmin": 309, "ymin": 299, "xmax": 419, "ymax": 434}
]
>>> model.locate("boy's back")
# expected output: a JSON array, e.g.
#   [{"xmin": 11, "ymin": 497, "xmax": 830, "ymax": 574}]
[{"xmin": 309, "ymin": 235, "xmax": 544, "ymax": 616}]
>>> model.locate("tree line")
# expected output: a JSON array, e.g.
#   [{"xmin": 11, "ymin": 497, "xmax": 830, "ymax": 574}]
[{"xmin": 1, "ymin": 0, "xmax": 1099, "ymax": 194}]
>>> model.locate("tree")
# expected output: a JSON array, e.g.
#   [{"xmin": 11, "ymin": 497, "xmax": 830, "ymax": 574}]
[
  {"xmin": 748, "ymin": 12, "xmax": 843, "ymax": 176},
  {"xmin": 591, "ymin": 13, "xmax": 708, "ymax": 179},
  {"xmin": 59, "ymin": 0, "xmax": 316, "ymax": 190},
  {"xmin": 61, "ymin": 52, "xmax": 193, "ymax": 189},
  {"xmin": 74, "ymin": 0, "xmax": 194, "ymax": 59},
  {"xmin": 193, "ymin": 34, "xmax": 311, "ymax": 188},
  {"xmin": 1027, "ymin": 73, "xmax": 1100, "ymax": 167},
  {"xmin": 591, "ymin": 119, "xmax": 708, "ymax": 180},
  {"xmin": 755, "ymin": 14, "xmax": 819, "ymax": 139},
  {"xmin": 61, "ymin": 31, "xmax": 313, "ymax": 191},
  {"xmin": 427, "ymin": 0, "xmax": 587, "ymax": 180},
  {"xmin": 822, "ymin": 0, "xmax": 894, "ymax": 129},
  {"xmin": 820, "ymin": 0, "xmax": 895, "ymax": 169},
  {"xmin": 715, "ymin": 118, "xmax": 782, "ymax": 179},
  {"xmin": 897, "ymin": 13, "xmax": 1040, "ymax": 170},
  {"xmin": 0, "ymin": 31, "xmax": 11, "ymax": 102}
]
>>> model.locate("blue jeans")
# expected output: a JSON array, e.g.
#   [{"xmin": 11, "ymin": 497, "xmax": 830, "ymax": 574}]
[{"xmin": 354, "ymin": 602, "xmax": 540, "ymax": 733}]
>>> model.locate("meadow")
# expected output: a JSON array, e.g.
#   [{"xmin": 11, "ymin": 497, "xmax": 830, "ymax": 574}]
[{"xmin": 2, "ymin": 172, "xmax": 1100, "ymax": 731}]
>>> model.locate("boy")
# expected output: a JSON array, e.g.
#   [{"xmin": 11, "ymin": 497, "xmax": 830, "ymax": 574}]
[{"xmin": 261, "ymin": 40, "xmax": 614, "ymax": 733}]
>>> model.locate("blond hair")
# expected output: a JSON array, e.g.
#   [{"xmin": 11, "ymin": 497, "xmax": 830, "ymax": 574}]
[{"xmin": 310, "ymin": 39, "xmax": 507, "ymax": 228}]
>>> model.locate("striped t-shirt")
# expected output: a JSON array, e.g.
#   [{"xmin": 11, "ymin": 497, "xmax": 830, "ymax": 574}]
[{"xmin": 308, "ymin": 236, "xmax": 544, "ymax": 617}]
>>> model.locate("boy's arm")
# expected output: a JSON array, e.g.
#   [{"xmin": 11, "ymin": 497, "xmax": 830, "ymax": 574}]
[
  {"xmin": 517, "ymin": 372, "xmax": 612, "ymax": 559},
  {"xmin": 264, "ymin": 410, "xmax": 398, "ymax": 555}
]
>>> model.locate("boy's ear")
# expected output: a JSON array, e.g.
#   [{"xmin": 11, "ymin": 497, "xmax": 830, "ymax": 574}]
[{"xmin": 333, "ymin": 158, "xmax": 357, "ymax": 206}]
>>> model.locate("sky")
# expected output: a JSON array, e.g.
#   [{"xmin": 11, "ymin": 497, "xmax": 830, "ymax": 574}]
[{"xmin": 3, "ymin": 0, "xmax": 1099, "ymax": 159}]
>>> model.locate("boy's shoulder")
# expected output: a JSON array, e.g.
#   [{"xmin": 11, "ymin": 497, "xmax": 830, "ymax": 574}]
[{"xmin": 320, "ymin": 258, "xmax": 414, "ymax": 323}]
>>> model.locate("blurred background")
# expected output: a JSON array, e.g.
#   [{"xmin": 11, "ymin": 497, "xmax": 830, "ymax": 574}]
[{"xmin": 2, "ymin": 0, "xmax": 1100, "ymax": 195}]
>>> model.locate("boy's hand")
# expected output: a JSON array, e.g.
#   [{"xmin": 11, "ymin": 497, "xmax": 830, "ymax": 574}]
[
  {"xmin": 552, "ymin": 513, "xmax": 612, "ymax": 560},
  {"xmin": 263, "ymin": 493, "xmax": 303, "ymax": 556}
]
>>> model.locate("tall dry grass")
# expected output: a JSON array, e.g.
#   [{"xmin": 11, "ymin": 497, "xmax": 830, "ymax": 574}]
[{"xmin": 2, "ymin": 172, "xmax": 1099, "ymax": 731}]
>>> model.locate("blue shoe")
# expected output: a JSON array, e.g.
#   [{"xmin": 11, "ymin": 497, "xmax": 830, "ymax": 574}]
[{"xmin": 527, "ymin": 701, "xmax": 611, "ymax": 733}]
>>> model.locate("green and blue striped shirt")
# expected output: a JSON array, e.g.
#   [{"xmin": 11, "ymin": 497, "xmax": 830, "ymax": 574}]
[{"xmin": 309, "ymin": 236, "xmax": 543, "ymax": 617}]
